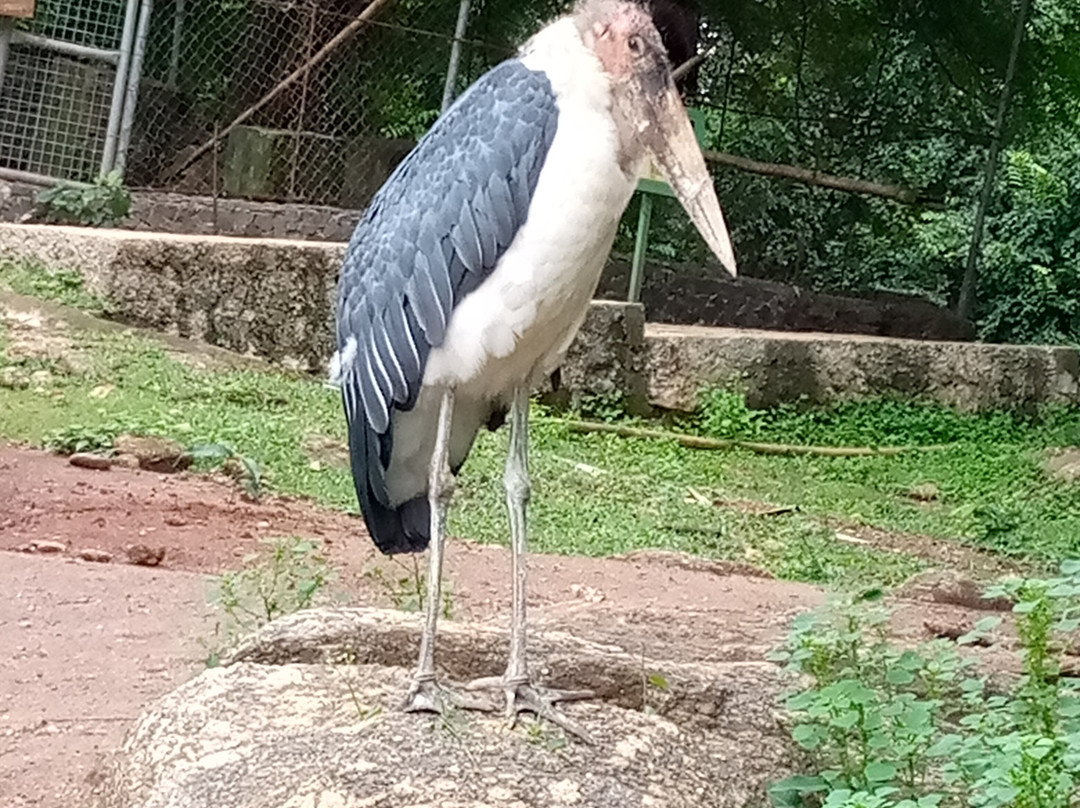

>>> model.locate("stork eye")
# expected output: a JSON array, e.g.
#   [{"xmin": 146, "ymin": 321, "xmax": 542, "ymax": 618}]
[{"xmin": 628, "ymin": 35, "xmax": 643, "ymax": 55}]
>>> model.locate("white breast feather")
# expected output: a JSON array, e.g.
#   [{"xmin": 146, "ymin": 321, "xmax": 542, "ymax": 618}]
[{"xmin": 384, "ymin": 17, "xmax": 640, "ymax": 505}]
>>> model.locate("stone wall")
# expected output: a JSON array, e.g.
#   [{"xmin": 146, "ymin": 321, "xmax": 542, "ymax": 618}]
[
  {"xmin": 2, "ymin": 181, "xmax": 971, "ymax": 343},
  {"xmin": 0, "ymin": 180, "xmax": 362, "ymax": 243},
  {"xmin": 2, "ymin": 223, "xmax": 1076, "ymax": 412}
]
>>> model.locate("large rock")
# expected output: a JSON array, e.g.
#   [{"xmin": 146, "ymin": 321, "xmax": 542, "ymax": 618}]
[{"xmin": 88, "ymin": 608, "xmax": 793, "ymax": 808}]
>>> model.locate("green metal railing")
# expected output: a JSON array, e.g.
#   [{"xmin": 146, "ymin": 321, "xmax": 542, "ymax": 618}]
[{"xmin": 627, "ymin": 106, "xmax": 707, "ymax": 303}]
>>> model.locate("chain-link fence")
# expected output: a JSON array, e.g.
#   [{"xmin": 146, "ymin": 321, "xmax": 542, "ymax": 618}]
[{"xmin": 123, "ymin": 0, "xmax": 513, "ymax": 208}]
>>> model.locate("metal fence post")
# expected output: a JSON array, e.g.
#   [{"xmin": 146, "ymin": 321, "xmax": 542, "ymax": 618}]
[
  {"xmin": 440, "ymin": 0, "xmax": 471, "ymax": 114},
  {"xmin": 167, "ymin": 0, "xmax": 184, "ymax": 90},
  {"xmin": 115, "ymin": 0, "xmax": 154, "ymax": 176},
  {"xmin": 0, "ymin": 17, "xmax": 13, "ymax": 97},
  {"xmin": 101, "ymin": 0, "xmax": 142, "ymax": 176}
]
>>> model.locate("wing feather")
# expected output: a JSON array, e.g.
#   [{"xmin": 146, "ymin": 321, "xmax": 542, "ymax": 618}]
[{"xmin": 334, "ymin": 59, "xmax": 559, "ymax": 554}]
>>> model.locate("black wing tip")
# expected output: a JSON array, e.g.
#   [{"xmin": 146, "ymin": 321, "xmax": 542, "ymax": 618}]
[{"xmin": 358, "ymin": 492, "xmax": 431, "ymax": 556}]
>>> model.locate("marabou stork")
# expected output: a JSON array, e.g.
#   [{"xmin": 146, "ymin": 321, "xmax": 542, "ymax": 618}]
[{"xmin": 332, "ymin": 0, "xmax": 737, "ymax": 737}]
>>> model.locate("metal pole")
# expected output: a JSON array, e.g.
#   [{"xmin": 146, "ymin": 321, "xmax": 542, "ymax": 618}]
[
  {"xmin": 101, "ymin": 0, "xmax": 141, "ymax": 175},
  {"xmin": 0, "ymin": 17, "xmax": 14, "ymax": 97},
  {"xmin": 440, "ymin": 0, "xmax": 471, "ymax": 114},
  {"xmin": 628, "ymin": 194, "xmax": 654, "ymax": 303},
  {"xmin": 114, "ymin": 0, "xmax": 153, "ymax": 176},
  {"xmin": 167, "ymin": 0, "xmax": 184, "ymax": 90},
  {"xmin": 956, "ymin": 0, "xmax": 1032, "ymax": 320}
]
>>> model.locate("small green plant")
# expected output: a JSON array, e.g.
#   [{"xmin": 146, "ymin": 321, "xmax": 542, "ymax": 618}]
[
  {"xmin": 35, "ymin": 170, "xmax": 132, "ymax": 228},
  {"xmin": 769, "ymin": 562, "xmax": 1080, "ymax": 808},
  {"xmin": 0, "ymin": 259, "xmax": 110, "ymax": 314},
  {"xmin": 44, "ymin": 422, "xmax": 123, "ymax": 454},
  {"xmin": 695, "ymin": 388, "xmax": 764, "ymax": 440},
  {"xmin": 189, "ymin": 442, "xmax": 265, "ymax": 500},
  {"xmin": 364, "ymin": 558, "xmax": 454, "ymax": 618},
  {"xmin": 205, "ymin": 536, "xmax": 334, "ymax": 666}
]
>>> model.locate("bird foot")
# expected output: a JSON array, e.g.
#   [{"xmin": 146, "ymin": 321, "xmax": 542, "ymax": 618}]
[
  {"xmin": 466, "ymin": 676, "xmax": 596, "ymax": 743},
  {"xmin": 402, "ymin": 676, "xmax": 497, "ymax": 716}
]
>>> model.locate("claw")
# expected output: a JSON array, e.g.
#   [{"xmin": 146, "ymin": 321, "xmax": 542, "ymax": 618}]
[
  {"xmin": 466, "ymin": 677, "xmax": 596, "ymax": 743},
  {"xmin": 403, "ymin": 677, "xmax": 497, "ymax": 715}
]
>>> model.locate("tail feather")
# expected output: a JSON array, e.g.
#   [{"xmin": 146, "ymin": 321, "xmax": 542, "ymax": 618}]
[{"xmin": 348, "ymin": 416, "xmax": 430, "ymax": 555}]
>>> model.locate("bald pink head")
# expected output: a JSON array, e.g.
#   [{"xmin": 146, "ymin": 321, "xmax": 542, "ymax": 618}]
[{"xmin": 572, "ymin": 0, "xmax": 738, "ymax": 276}]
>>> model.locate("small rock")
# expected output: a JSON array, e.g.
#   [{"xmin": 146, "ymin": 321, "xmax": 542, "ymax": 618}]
[
  {"xmin": 1045, "ymin": 448, "xmax": 1080, "ymax": 483},
  {"xmin": 0, "ymin": 366, "xmax": 30, "ymax": 389},
  {"xmin": 897, "ymin": 569, "xmax": 1014, "ymax": 612},
  {"xmin": 29, "ymin": 369, "xmax": 52, "ymax": 387},
  {"xmin": 113, "ymin": 435, "xmax": 193, "ymax": 473},
  {"xmin": 29, "ymin": 540, "xmax": 66, "ymax": 554},
  {"xmin": 125, "ymin": 544, "xmax": 166, "ymax": 567},
  {"xmin": 163, "ymin": 514, "xmax": 187, "ymax": 527},
  {"xmin": 69, "ymin": 453, "xmax": 112, "ymax": 471},
  {"xmin": 110, "ymin": 453, "xmax": 142, "ymax": 470},
  {"xmin": 906, "ymin": 482, "xmax": 941, "ymax": 503},
  {"xmin": 76, "ymin": 548, "xmax": 113, "ymax": 564}
]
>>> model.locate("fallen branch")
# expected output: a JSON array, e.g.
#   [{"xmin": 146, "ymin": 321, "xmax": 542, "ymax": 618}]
[
  {"xmin": 702, "ymin": 149, "xmax": 942, "ymax": 207},
  {"xmin": 562, "ymin": 420, "xmax": 949, "ymax": 458},
  {"xmin": 161, "ymin": 0, "xmax": 393, "ymax": 182}
]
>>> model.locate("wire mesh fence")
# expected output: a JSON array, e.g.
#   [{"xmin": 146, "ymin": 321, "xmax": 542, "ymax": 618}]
[
  {"xmin": 126, "ymin": 0, "xmax": 510, "ymax": 207},
  {"xmin": 0, "ymin": 0, "xmax": 131, "ymax": 183}
]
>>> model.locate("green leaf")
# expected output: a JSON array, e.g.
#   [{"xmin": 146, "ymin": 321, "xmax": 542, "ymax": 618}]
[
  {"xmin": 831, "ymin": 710, "xmax": 861, "ymax": 729},
  {"xmin": 647, "ymin": 673, "xmax": 670, "ymax": 691},
  {"xmin": 1061, "ymin": 560, "xmax": 1080, "ymax": 576},
  {"xmin": 887, "ymin": 668, "xmax": 916, "ymax": 685},
  {"xmin": 926, "ymin": 734, "xmax": 963, "ymax": 756},
  {"xmin": 863, "ymin": 761, "xmax": 897, "ymax": 783}
]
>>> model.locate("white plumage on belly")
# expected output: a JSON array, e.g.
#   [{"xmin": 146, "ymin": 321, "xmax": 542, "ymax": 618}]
[{"xmin": 384, "ymin": 18, "xmax": 639, "ymax": 506}]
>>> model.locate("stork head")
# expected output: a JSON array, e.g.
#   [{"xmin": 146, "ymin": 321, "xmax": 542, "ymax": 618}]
[{"xmin": 574, "ymin": 0, "xmax": 737, "ymax": 276}]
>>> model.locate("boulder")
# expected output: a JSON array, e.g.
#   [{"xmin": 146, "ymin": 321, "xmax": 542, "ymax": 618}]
[{"xmin": 89, "ymin": 607, "xmax": 794, "ymax": 808}]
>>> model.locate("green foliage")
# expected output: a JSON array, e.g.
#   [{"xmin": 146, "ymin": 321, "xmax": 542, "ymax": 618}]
[
  {"xmin": 363, "ymin": 562, "xmax": 454, "ymax": 618},
  {"xmin": 189, "ymin": 441, "xmax": 266, "ymax": 500},
  {"xmin": 206, "ymin": 536, "xmax": 334, "ymax": 666},
  {"xmin": 769, "ymin": 563, "xmax": 1080, "ymax": 808},
  {"xmin": 35, "ymin": 171, "xmax": 131, "ymax": 228},
  {"xmin": 43, "ymin": 422, "xmax": 124, "ymax": 454},
  {"xmin": 0, "ymin": 260, "xmax": 109, "ymax": 315}
]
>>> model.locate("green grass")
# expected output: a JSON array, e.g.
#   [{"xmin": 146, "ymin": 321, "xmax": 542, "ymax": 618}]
[
  {"xmin": 3, "ymin": 278, "xmax": 1080, "ymax": 589},
  {"xmin": 0, "ymin": 258, "xmax": 110, "ymax": 314}
]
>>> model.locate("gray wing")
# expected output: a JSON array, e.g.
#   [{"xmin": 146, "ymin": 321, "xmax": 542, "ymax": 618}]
[{"xmin": 336, "ymin": 59, "xmax": 559, "ymax": 554}]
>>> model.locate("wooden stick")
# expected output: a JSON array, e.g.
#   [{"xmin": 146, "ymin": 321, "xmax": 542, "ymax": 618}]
[
  {"xmin": 702, "ymin": 149, "xmax": 941, "ymax": 207},
  {"xmin": 161, "ymin": 0, "xmax": 393, "ymax": 182},
  {"xmin": 562, "ymin": 420, "xmax": 949, "ymax": 458}
]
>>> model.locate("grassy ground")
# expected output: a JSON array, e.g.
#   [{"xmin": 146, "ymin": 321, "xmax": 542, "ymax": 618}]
[{"xmin": 3, "ymin": 260, "xmax": 1079, "ymax": 589}]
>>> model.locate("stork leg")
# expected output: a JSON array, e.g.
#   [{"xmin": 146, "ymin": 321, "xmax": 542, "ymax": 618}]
[
  {"xmin": 468, "ymin": 386, "xmax": 595, "ymax": 741},
  {"xmin": 403, "ymin": 387, "xmax": 485, "ymax": 715}
]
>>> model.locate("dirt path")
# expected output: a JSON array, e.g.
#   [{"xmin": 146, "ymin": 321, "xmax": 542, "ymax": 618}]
[{"xmin": 0, "ymin": 444, "xmax": 1015, "ymax": 807}]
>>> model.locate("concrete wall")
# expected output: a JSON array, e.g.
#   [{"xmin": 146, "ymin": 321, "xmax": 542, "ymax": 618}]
[{"xmin": 2, "ymin": 223, "xmax": 1077, "ymax": 412}]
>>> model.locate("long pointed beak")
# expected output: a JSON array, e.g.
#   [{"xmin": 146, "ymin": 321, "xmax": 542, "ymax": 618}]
[{"xmin": 636, "ymin": 84, "xmax": 738, "ymax": 277}]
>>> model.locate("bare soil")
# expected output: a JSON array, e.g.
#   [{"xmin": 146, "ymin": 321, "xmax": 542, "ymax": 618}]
[{"xmin": 0, "ymin": 443, "xmax": 1023, "ymax": 807}]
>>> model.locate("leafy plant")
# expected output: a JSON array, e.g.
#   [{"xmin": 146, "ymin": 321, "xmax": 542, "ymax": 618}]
[
  {"xmin": 35, "ymin": 171, "xmax": 132, "ymax": 228},
  {"xmin": 189, "ymin": 441, "xmax": 265, "ymax": 500},
  {"xmin": 364, "ymin": 560, "xmax": 454, "ymax": 618},
  {"xmin": 769, "ymin": 562, "xmax": 1080, "ymax": 808},
  {"xmin": 0, "ymin": 260, "xmax": 110, "ymax": 314},
  {"xmin": 43, "ymin": 422, "xmax": 124, "ymax": 454},
  {"xmin": 205, "ymin": 536, "xmax": 335, "ymax": 666}
]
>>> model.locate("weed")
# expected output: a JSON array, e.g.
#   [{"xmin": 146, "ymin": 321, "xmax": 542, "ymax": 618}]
[
  {"xmin": 768, "ymin": 562, "xmax": 1080, "ymax": 808},
  {"xmin": 189, "ymin": 442, "xmax": 266, "ymax": 500},
  {"xmin": 0, "ymin": 259, "xmax": 109, "ymax": 314},
  {"xmin": 34, "ymin": 170, "xmax": 131, "ymax": 228},
  {"xmin": 205, "ymin": 536, "xmax": 335, "ymax": 665},
  {"xmin": 364, "ymin": 558, "xmax": 454, "ymax": 618},
  {"xmin": 43, "ymin": 422, "xmax": 125, "ymax": 454}
]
